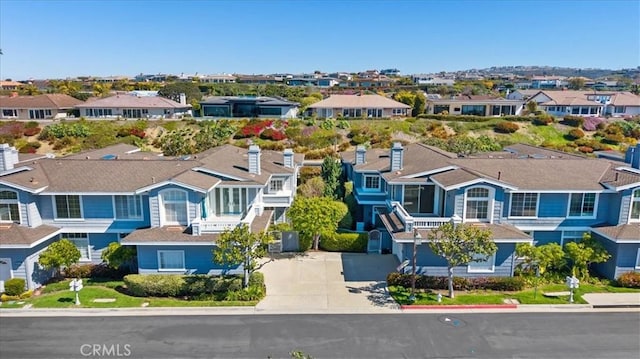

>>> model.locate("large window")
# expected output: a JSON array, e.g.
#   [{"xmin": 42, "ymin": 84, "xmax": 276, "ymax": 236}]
[
  {"xmin": 631, "ymin": 189, "xmax": 640, "ymax": 222},
  {"xmin": 468, "ymin": 253, "xmax": 496, "ymax": 273},
  {"xmin": 403, "ymin": 185, "xmax": 435, "ymax": 214},
  {"xmin": 2, "ymin": 109, "xmax": 18, "ymax": 117},
  {"xmin": 366, "ymin": 108, "xmax": 383, "ymax": 118},
  {"xmin": 214, "ymin": 187, "xmax": 248, "ymax": 215},
  {"xmin": 64, "ymin": 233, "xmax": 90, "ymax": 261},
  {"xmin": 342, "ymin": 108, "xmax": 362, "ymax": 117},
  {"xmin": 114, "ymin": 195, "xmax": 143, "ymax": 220},
  {"xmin": 510, "ymin": 193, "xmax": 538, "ymax": 217},
  {"xmin": 363, "ymin": 175, "xmax": 380, "ymax": 190},
  {"xmin": 461, "ymin": 105, "xmax": 486, "ymax": 116},
  {"xmin": 433, "ymin": 105, "xmax": 449, "ymax": 115},
  {"xmin": 54, "ymin": 195, "xmax": 82, "ymax": 219},
  {"xmin": 568, "ymin": 193, "xmax": 597, "ymax": 217},
  {"xmin": 28, "ymin": 109, "xmax": 52, "ymax": 119},
  {"xmin": 465, "ymin": 187, "xmax": 492, "ymax": 222},
  {"xmin": 161, "ymin": 190, "xmax": 188, "ymax": 225},
  {"xmin": 0, "ymin": 190, "xmax": 19, "ymax": 223},
  {"xmin": 122, "ymin": 108, "xmax": 148, "ymax": 118},
  {"xmin": 258, "ymin": 107, "xmax": 282, "ymax": 116},
  {"xmin": 269, "ymin": 179, "xmax": 284, "ymax": 193},
  {"xmin": 157, "ymin": 250, "xmax": 185, "ymax": 271}
]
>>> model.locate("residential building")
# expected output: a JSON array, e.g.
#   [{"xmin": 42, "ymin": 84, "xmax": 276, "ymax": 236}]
[
  {"xmin": 380, "ymin": 69, "xmax": 401, "ymax": 76},
  {"xmin": 531, "ymin": 76, "xmax": 569, "ymax": 89},
  {"xmin": 528, "ymin": 90, "xmax": 640, "ymax": 117},
  {"xmin": 411, "ymin": 75, "xmax": 455, "ymax": 86},
  {"xmin": 199, "ymin": 96, "xmax": 299, "ymax": 118},
  {"xmin": 338, "ymin": 77, "xmax": 395, "ymax": 88},
  {"xmin": 306, "ymin": 94, "xmax": 411, "ymax": 118},
  {"xmin": 0, "ymin": 81, "xmax": 25, "ymax": 91},
  {"xmin": 286, "ymin": 78, "xmax": 340, "ymax": 88},
  {"xmin": 0, "ymin": 94, "xmax": 83, "ymax": 119},
  {"xmin": 196, "ymin": 74, "xmax": 237, "ymax": 84},
  {"xmin": 427, "ymin": 95, "xmax": 524, "ymax": 116},
  {"xmin": 340, "ymin": 142, "xmax": 640, "ymax": 280},
  {"xmin": 505, "ymin": 89, "xmax": 540, "ymax": 101},
  {"xmin": 0, "ymin": 143, "xmax": 303, "ymax": 289},
  {"xmin": 75, "ymin": 94, "xmax": 191, "ymax": 119},
  {"xmin": 235, "ymin": 75, "xmax": 283, "ymax": 85}
]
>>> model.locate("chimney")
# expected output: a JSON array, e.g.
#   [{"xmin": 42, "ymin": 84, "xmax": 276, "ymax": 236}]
[
  {"xmin": 355, "ymin": 145, "xmax": 366, "ymax": 165},
  {"xmin": 248, "ymin": 145, "xmax": 261, "ymax": 175},
  {"xmin": 283, "ymin": 148, "xmax": 294, "ymax": 168},
  {"xmin": 179, "ymin": 93, "xmax": 187, "ymax": 105},
  {"xmin": 0, "ymin": 144, "xmax": 19, "ymax": 172},
  {"xmin": 390, "ymin": 142, "xmax": 404, "ymax": 171}
]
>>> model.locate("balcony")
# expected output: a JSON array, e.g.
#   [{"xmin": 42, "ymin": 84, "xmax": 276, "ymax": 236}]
[
  {"xmin": 387, "ymin": 200, "xmax": 451, "ymax": 231},
  {"xmin": 262, "ymin": 191, "xmax": 293, "ymax": 206},
  {"xmin": 191, "ymin": 204, "xmax": 259, "ymax": 235}
]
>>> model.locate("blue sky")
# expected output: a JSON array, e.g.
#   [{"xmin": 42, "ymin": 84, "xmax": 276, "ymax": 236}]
[{"xmin": 1, "ymin": 0, "xmax": 639, "ymax": 80}]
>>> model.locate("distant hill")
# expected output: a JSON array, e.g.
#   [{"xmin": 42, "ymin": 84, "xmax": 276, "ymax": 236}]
[{"xmin": 479, "ymin": 66, "xmax": 639, "ymax": 79}]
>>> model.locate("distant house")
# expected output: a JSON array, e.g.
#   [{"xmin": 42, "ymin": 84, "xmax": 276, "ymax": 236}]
[
  {"xmin": 411, "ymin": 75, "xmax": 455, "ymax": 86},
  {"xmin": 528, "ymin": 90, "xmax": 640, "ymax": 117},
  {"xmin": 427, "ymin": 95, "xmax": 524, "ymax": 116},
  {"xmin": 306, "ymin": 94, "xmax": 411, "ymax": 118},
  {"xmin": 235, "ymin": 76, "xmax": 283, "ymax": 85},
  {"xmin": 75, "ymin": 94, "xmax": 191, "ymax": 119},
  {"xmin": 338, "ymin": 77, "xmax": 395, "ymax": 88},
  {"xmin": 505, "ymin": 89, "xmax": 540, "ymax": 101},
  {"xmin": 199, "ymin": 96, "xmax": 299, "ymax": 118},
  {"xmin": 287, "ymin": 77, "xmax": 340, "ymax": 88},
  {"xmin": 531, "ymin": 76, "xmax": 569, "ymax": 89},
  {"xmin": 0, "ymin": 81, "xmax": 25, "ymax": 91},
  {"xmin": 0, "ymin": 94, "xmax": 83, "ymax": 119}
]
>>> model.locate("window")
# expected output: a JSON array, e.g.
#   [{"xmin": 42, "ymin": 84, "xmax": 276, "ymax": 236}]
[
  {"xmin": 161, "ymin": 190, "xmax": 188, "ymax": 225},
  {"xmin": 342, "ymin": 108, "xmax": 362, "ymax": 117},
  {"xmin": 64, "ymin": 233, "xmax": 90, "ymax": 261},
  {"xmin": 114, "ymin": 195, "xmax": 142, "ymax": 220},
  {"xmin": 568, "ymin": 193, "xmax": 597, "ymax": 217},
  {"xmin": 510, "ymin": 193, "xmax": 538, "ymax": 217},
  {"xmin": 214, "ymin": 187, "xmax": 248, "ymax": 215},
  {"xmin": 630, "ymin": 189, "xmax": 640, "ymax": 222},
  {"xmin": 54, "ymin": 195, "xmax": 82, "ymax": 219},
  {"xmin": 468, "ymin": 253, "xmax": 496, "ymax": 273},
  {"xmin": 366, "ymin": 108, "xmax": 383, "ymax": 118},
  {"xmin": 269, "ymin": 179, "xmax": 284, "ymax": 193},
  {"xmin": 433, "ymin": 105, "xmax": 449, "ymax": 114},
  {"xmin": 392, "ymin": 108, "xmax": 406, "ymax": 115},
  {"xmin": 461, "ymin": 105, "xmax": 486, "ymax": 116},
  {"xmin": 2, "ymin": 109, "xmax": 18, "ymax": 117},
  {"xmin": 364, "ymin": 175, "xmax": 380, "ymax": 190},
  {"xmin": 0, "ymin": 190, "xmax": 20, "ymax": 223},
  {"xmin": 636, "ymin": 249, "xmax": 640, "ymax": 270},
  {"xmin": 465, "ymin": 187, "xmax": 492, "ymax": 222},
  {"xmin": 614, "ymin": 106, "xmax": 625, "ymax": 113},
  {"xmin": 157, "ymin": 250, "xmax": 185, "ymax": 271},
  {"xmin": 562, "ymin": 231, "xmax": 585, "ymax": 246}
]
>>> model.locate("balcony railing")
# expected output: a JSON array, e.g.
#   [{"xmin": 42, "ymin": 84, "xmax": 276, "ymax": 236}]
[
  {"xmin": 192, "ymin": 204, "xmax": 258, "ymax": 235},
  {"xmin": 388, "ymin": 200, "xmax": 451, "ymax": 232}
]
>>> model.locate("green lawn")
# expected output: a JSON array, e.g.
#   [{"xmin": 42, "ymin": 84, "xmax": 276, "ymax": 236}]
[
  {"xmin": 4, "ymin": 279, "xmax": 259, "ymax": 308},
  {"xmin": 390, "ymin": 282, "xmax": 639, "ymax": 306}
]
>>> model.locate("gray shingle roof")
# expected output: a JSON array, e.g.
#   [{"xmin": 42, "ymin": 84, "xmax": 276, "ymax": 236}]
[
  {"xmin": 592, "ymin": 224, "xmax": 640, "ymax": 242},
  {"xmin": 0, "ymin": 224, "xmax": 60, "ymax": 246}
]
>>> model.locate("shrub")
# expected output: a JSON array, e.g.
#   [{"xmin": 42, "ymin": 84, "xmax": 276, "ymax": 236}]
[
  {"xmin": 319, "ymin": 232, "xmax": 368, "ymax": 252},
  {"xmin": 577, "ymin": 146, "xmax": 594, "ymax": 153},
  {"xmin": 567, "ymin": 128, "xmax": 585, "ymax": 140},
  {"xmin": 616, "ymin": 272, "xmax": 640, "ymax": 288},
  {"xmin": 225, "ymin": 286, "xmax": 265, "ymax": 301},
  {"xmin": 582, "ymin": 117, "xmax": 605, "ymax": 131},
  {"xmin": 260, "ymin": 128, "xmax": 286, "ymax": 141},
  {"xmin": 20, "ymin": 290, "xmax": 33, "ymax": 299},
  {"xmin": 124, "ymin": 274, "xmax": 186, "ymax": 297},
  {"xmin": 532, "ymin": 116, "xmax": 553, "ymax": 126},
  {"xmin": 386, "ymin": 273, "xmax": 525, "ymax": 291},
  {"xmin": 65, "ymin": 264, "xmax": 95, "ymax": 278},
  {"xmin": 23, "ymin": 127, "xmax": 41, "ymax": 136},
  {"xmin": 494, "ymin": 121, "xmax": 519, "ymax": 133},
  {"xmin": 0, "ymin": 294, "xmax": 20, "ymax": 302},
  {"xmin": 4, "ymin": 278, "xmax": 26, "ymax": 296},
  {"xmin": 563, "ymin": 115, "xmax": 584, "ymax": 127},
  {"xmin": 603, "ymin": 133, "xmax": 625, "ymax": 145},
  {"xmin": 248, "ymin": 272, "xmax": 265, "ymax": 288}
]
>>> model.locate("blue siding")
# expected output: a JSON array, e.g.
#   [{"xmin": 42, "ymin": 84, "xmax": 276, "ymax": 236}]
[
  {"xmin": 532, "ymin": 231, "xmax": 561, "ymax": 245},
  {"xmin": 402, "ymin": 242, "xmax": 515, "ymax": 278},
  {"xmin": 538, "ymin": 193, "xmax": 568, "ymax": 217},
  {"xmin": 83, "ymin": 195, "xmax": 114, "ymax": 218},
  {"xmin": 136, "ymin": 245, "xmax": 241, "ymax": 275},
  {"xmin": 89, "ymin": 233, "xmax": 119, "ymax": 263},
  {"xmin": 38, "ymin": 195, "xmax": 54, "ymax": 220},
  {"xmin": 592, "ymin": 234, "xmax": 640, "ymax": 279},
  {"xmin": 149, "ymin": 185, "xmax": 200, "ymax": 226},
  {"xmin": 0, "ymin": 237, "xmax": 58, "ymax": 289}
]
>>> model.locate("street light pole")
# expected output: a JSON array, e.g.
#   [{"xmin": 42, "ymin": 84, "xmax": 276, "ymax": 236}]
[{"xmin": 409, "ymin": 227, "xmax": 422, "ymax": 303}]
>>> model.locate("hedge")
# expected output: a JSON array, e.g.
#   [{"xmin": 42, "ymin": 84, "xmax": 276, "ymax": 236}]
[
  {"xmin": 123, "ymin": 274, "xmax": 251, "ymax": 298},
  {"xmin": 616, "ymin": 272, "xmax": 640, "ymax": 288},
  {"xmin": 4, "ymin": 278, "xmax": 26, "ymax": 296},
  {"xmin": 563, "ymin": 115, "xmax": 585, "ymax": 127},
  {"xmin": 417, "ymin": 114, "xmax": 535, "ymax": 123},
  {"xmin": 386, "ymin": 272, "xmax": 526, "ymax": 291},
  {"xmin": 65, "ymin": 263, "xmax": 131, "ymax": 279},
  {"xmin": 319, "ymin": 232, "xmax": 368, "ymax": 252},
  {"xmin": 494, "ymin": 121, "xmax": 519, "ymax": 133}
]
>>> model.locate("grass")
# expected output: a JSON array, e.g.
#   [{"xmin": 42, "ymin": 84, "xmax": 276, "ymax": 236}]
[
  {"xmin": 389, "ymin": 281, "xmax": 640, "ymax": 306},
  {"xmin": 5, "ymin": 279, "xmax": 260, "ymax": 308},
  {"xmin": 527, "ymin": 123, "xmax": 571, "ymax": 146}
]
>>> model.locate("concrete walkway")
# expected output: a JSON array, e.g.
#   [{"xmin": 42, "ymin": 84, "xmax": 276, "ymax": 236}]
[
  {"xmin": 582, "ymin": 293, "xmax": 640, "ymax": 307},
  {"xmin": 256, "ymin": 251, "xmax": 400, "ymax": 313}
]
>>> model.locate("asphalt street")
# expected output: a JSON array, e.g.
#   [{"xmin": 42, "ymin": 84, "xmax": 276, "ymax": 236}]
[{"xmin": 0, "ymin": 313, "xmax": 638, "ymax": 359}]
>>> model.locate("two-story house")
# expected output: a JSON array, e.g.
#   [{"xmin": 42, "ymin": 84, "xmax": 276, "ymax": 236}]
[
  {"xmin": 341, "ymin": 142, "xmax": 640, "ymax": 279},
  {"xmin": 0, "ymin": 143, "xmax": 302, "ymax": 289}
]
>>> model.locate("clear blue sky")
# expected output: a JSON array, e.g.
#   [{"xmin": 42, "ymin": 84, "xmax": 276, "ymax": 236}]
[{"xmin": 1, "ymin": 0, "xmax": 639, "ymax": 80}]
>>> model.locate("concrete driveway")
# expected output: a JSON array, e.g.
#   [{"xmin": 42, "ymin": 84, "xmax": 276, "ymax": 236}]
[{"xmin": 256, "ymin": 252, "xmax": 401, "ymax": 313}]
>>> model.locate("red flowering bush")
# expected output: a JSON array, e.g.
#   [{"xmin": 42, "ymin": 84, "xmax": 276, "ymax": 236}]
[
  {"xmin": 260, "ymin": 128, "xmax": 286, "ymax": 141},
  {"xmin": 237, "ymin": 120, "xmax": 274, "ymax": 138},
  {"xmin": 23, "ymin": 127, "xmax": 41, "ymax": 136}
]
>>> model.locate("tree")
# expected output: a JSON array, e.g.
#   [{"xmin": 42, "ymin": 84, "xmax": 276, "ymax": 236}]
[
  {"xmin": 38, "ymin": 239, "xmax": 81, "ymax": 277},
  {"xmin": 92, "ymin": 83, "xmax": 112, "ymax": 97},
  {"xmin": 412, "ymin": 91, "xmax": 426, "ymax": 117},
  {"xmin": 393, "ymin": 90, "xmax": 415, "ymax": 108},
  {"xmin": 160, "ymin": 128, "xmax": 195, "ymax": 156},
  {"xmin": 321, "ymin": 156, "xmax": 342, "ymax": 199},
  {"xmin": 515, "ymin": 242, "xmax": 565, "ymax": 275},
  {"xmin": 158, "ymin": 82, "xmax": 202, "ymax": 104},
  {"xmin": 49, "ymin": 79, "xmax": 82, "ymax": 96},
  {"xmin": 101, "ymin": 242, "xmax": 136, "ymax": 270},
  {"xmin": 564, "ymin": 233, "xmax": 610, "ymax": 280},
  {"xmin": 568, "ymin": 77, "xmax": 585, "ymax": 90},
  {"xmin": 427, "ymin": 222, "xmax": 496, "ymax": 298},
  {"xmin": 212, "ymin": 224, "xmax": 273, "ymax": 288},
  {"xmin": 297, "ymin": 176, "xmax": 326, "ymax": 198},
  {"xmin": 288, "ymin": 197, "xmax": 348, "ymax": 250},
  {"xmin": 525, "ymin": 101, "xmax": 538, "ymax": 115}
]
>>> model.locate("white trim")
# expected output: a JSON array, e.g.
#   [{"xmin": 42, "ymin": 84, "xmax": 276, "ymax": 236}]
[
  {"xmin": 157, "ymin": 250, "xmax": 186, "ymax": 271},
  {"xmin": 124, "ymin": 241, "xmax": 216, "ymax": 246},
  {"xmin": 355, "ymin": 199, "xmax": 387, "ymax": 205},
  {"xmin": 192, "ymin": 167, "xmax": 247, "ymax": 181},
  {"xmin": 52, "ymin": 194, "xmax": 84, "ymax": 220},
  {"xmin": 514, "ymin": 225, "xmax": 592, "ymax": 232},
  {"xmin": 399, "ymin": 166, "xmax": 459, "ymax": 179},
  {"xmin": 113, "ymin": 195, "xmax": 144, "ymax": 221},
  {"xmin": 635, "ymin": 249, "xmax": 640, "ymax": 270},
  {"xmin": 362, "ymin": 174, "xmax": 382, "ymax": 191},
  {"xmin": 0, "ymin": 229, "xmax": 61, "ymax": 249},
  {"xmin": 136, "ymin": 180, "xmax": 207, "ymax": 195},
  {"xmin": 434, "ymin": 178, "xmax": 518, "ymax": 192},
  {"xmin": 42, "ymin": 191, "xmax": 138, "ymax": 196},
  {"xmin": 467, "ymin": 253, "xmax": 496, "ymax": 273},
  {"xmin": 0, "ymin": 257, "xmax": 14, "ymax": 281},
  {"xmin": 63, "ymin": 233, "xmax": 91, "ymax": 262},
  {"xmin": 0, "ymin": 180, "xmax": 47, "ymax": 194},
  {"xmin": 507, "ymin": 189, "xmax": 613, "ymax": 194},
  {"xmin": 159, "ymin": 189, "xmax": 189, "ymax": 226},
  {"xmin": 0, "ymin": 189, "xmax": 21, "ymax": 224},
  {"xmin": 629, "ymin": 189, "xmax": 640, "ymax": 223},
  {"xmin": 561, "ymin": 230, "xmax": 588, "ymax": 246},
  {"xmin": 566, "ymin": 193, "xmax": 599, "ymax": 219},
  {"xmin": 463, "ymin": 186, "xmax": 494, "ymax": 223},
  {"xmin": 392, "ymin": 237, "xmax": 533, "ymax": 243},
  {"xmin": 508, "ymin": 192, "xmax": 539, "ymax": 219}
]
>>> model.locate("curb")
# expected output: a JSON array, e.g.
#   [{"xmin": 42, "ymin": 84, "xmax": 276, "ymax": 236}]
[{"xmin": 401, "ymin": 304, "xmax": 518, "ymax": 310}]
